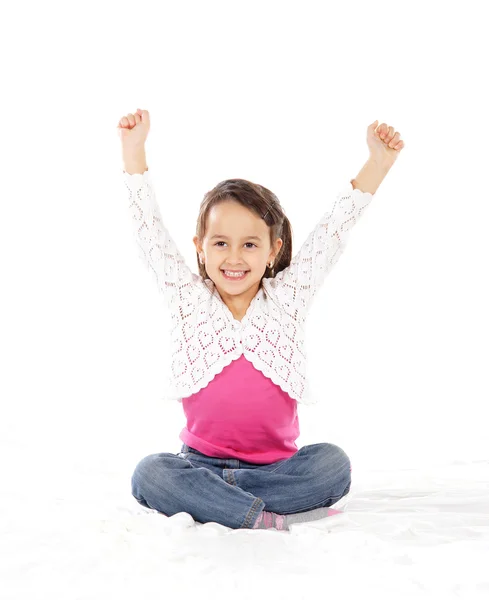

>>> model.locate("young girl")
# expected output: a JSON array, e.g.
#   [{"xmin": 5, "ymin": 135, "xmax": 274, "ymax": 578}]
[{"xmin": 118, "ymin": 109, "xmax": 404, "ymax": 531}]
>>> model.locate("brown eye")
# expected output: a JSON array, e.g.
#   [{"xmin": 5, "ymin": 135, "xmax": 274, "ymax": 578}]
[{"xmin": 214, "ymin": 242, "xmax": 257, "ymax": 248}]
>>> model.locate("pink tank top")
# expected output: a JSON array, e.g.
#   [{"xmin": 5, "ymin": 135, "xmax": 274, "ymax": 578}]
[{"xmin": 179, "ymin": 355, "xmax": 300, "ymax": 464}]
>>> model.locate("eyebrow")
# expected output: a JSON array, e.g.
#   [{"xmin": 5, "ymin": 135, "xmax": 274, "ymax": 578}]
[{"xmin": 209, "ymin": 234, "xmax": 262, "ymax": 241}]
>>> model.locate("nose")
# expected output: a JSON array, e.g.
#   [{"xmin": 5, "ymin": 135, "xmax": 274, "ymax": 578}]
[
  {"xmin": 229, "ymin": 248, "xmax": 244, "ymax": 260},
  {"xmin": 223, "ymin": 249, "xmax": 248, "ymax": 268}
]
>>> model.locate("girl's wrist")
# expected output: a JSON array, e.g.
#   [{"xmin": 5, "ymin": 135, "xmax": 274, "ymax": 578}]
[
  {"xmin": 368, "ymin": 153, "xmax": 395, "ymax": 171},
  {"xmin": 122, "ymin": 146, "xmax": 148, "ymax": 174},
  {"xmin": 351, "ymin": 157, "xmax": 392, "ymax": 194}
]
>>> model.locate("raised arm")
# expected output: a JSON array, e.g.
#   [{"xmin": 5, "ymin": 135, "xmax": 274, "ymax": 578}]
[
  {"xmin": 119, "ymin": 110, "xmax": 203, "ymax": 313},
  {"xmin": 123, "ymin": 167, "xmax": 203, "ymax": 312},
  {"xmin": 266, "ymin": 182, "xmax": 375, "ymax": 316},
  {"xmin": 266, "ymin": 120, "xmax": 404, "ymax": 317}
]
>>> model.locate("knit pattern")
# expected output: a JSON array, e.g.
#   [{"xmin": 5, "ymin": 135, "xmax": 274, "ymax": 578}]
[{"xmin": 123, "ymin": 170, "xmax": 373, "ymax": 405}]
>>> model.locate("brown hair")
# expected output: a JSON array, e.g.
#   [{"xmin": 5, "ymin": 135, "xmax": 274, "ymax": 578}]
[{"xmin": 195, "ymin": 178, "xmax": 293, "ymax": 281}]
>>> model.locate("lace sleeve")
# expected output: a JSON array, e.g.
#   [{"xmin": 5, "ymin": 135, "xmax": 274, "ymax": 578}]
[
  {"xmin": 123, "ymin": 169, "xmax": 202, "ymax": 311},
  {"xmin": 268, "ymin": 182, "xmax": 374, "ymax": 315}
]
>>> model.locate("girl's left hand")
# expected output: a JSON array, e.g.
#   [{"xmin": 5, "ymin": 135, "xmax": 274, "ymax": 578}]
[{"xmin": 367, "ymin": 120, "xmax": 405, "ymax": 166}]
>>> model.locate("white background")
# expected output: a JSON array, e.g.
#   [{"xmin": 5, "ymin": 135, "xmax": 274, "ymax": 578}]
[{"xmin": 2, "ymin": 0, "xmax": 488, "ymax": 485}]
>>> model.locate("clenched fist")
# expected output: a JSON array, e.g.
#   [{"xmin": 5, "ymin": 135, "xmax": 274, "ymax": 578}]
[
  {"xmin": 367, "ymin": 119, "xmax": 405, "ymax": 167},
  {"xmin": 117, "ymin": 109, "xmax": 151, "ymax": 152}
]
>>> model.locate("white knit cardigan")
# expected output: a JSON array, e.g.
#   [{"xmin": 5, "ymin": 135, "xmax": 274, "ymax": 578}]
[{"xmin": 123, "ymin": 170, "xmax": 373, "ymax": 405}]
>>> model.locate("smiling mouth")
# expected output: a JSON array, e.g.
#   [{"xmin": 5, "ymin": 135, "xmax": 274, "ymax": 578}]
[{"xmin": 221, "ymin": 270, "xmax": 250, "ymax": 280}]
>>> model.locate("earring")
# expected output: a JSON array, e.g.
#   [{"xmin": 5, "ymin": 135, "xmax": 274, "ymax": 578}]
[
  {"xmin": 268, "ymin": 261, "xmax": 274, "ymax": 268},
  {"xmin": 199, "ymin": 255, "xmax": 205, "ymax": 265}
]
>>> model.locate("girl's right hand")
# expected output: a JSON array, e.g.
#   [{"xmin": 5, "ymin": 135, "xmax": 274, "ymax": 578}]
[{"xmin": 117, "ymin": 109, "xmax": 150, "ymax": 151}]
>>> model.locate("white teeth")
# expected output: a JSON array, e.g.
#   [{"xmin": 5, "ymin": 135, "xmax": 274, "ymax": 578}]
[{"xmin": 223, "ymin": 271, "xmax": 246, "ymax": 277}]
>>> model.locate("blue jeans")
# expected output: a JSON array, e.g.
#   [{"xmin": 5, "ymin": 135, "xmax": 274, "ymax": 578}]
[{"xmin": 131, "ymin": 442, "xmax": 352, "ymax": 529}]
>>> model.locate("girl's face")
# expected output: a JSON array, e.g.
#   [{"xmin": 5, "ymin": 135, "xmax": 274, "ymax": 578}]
[{"xmin": 193, "ymin": 200, "xmax": 282, "ymax": 301}]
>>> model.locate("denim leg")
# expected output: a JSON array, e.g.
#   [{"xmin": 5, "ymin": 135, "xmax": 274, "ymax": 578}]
[
  {"xmin": 224, "ymin": 443, "xmax": 352, "ymax": 515},
  {"xmin": 130, "ymin": 452, "xmax": 265, "ymax": 529}
]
